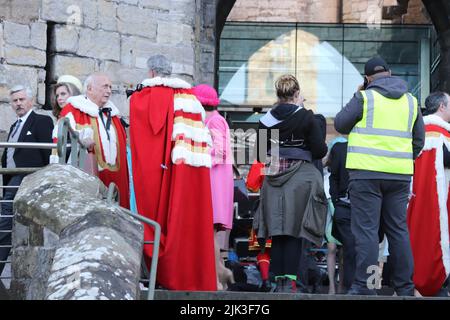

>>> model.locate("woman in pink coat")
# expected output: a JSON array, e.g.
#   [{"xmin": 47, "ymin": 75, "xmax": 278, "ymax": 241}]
[{"xmin": 193, "ymin": 84, "xmax": 234, "ymax": 290}]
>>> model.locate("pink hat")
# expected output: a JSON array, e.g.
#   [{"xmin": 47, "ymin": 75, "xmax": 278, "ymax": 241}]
[{"xmin": 193, "ymin": 84, "xmax": 220, "ymax": 107}]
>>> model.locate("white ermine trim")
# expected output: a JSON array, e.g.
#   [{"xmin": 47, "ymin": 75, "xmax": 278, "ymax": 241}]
[
  {"xmin": 141, "ymin": 77, "xmax": 191, "ymax": 89},
  {"xmin": 172, "ymin": 123, "xmax": 213, "ymax": 146},
  {"xmin": 425, "ymin": 134, "xmax": 450, "ymax": 277},
  {"xmin": 424, "ymin": 114, "xmax": 450, "ymax": 132},
  {"xmin": 171, "ymin": 145, "xmax": 212, "ymax": 168},
  {"xmin": 66, "ymin": 95, "xmax": 120, "ymax": 117},
  {"xmin": 174, "ymin": 97, "xmax": 206, "ymax": 120}
]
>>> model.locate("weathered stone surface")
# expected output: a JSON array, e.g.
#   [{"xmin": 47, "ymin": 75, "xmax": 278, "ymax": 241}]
[
  {"xmin": 0, "ymin": 65, "xmax": 39, "ymax": 103},
  {"xmin": 117, "ymin": 6, "xmax": 157, "ymax": 38},
  {"xmin": 3, "ymin": 22, "xmax": 30, "ymax": 47},
  {"xmin": 77, "ymin": 29, "xmax": 120, "ymax": 61},
  {"xmin": 97, "ymin": 0, "xmax": 118, "ymax": 32},
  {"xmin": 0, "ymin": 103, "xmax": 15, "ymax": 135},
  {"xmin": 53, "ymin": 55, "xmax": 96, "ymax": 80},
  {"xmin": 46, "ymin": 211, "xmax": 143, "ymax": 300},
  {"xmin": 4, "ymin": 45, "xmax": 46, "ymax": 67},
  {"xmin": 138, "ymin": 0, "xmax": 171, "ymax": 11},
  {"xmin": 14, "ymin": 165, "xmax": 106, "ymax": 235},
  {"xmin": 157, "ymin": 22, "xmax": 194, "ymax": 45},
  {"xmin": 10, "ymin": 0, "xmax": 40, "ymax": 23},
  {"xmin": 11, "ymin": 164, "xmax": 144, "ymax": 300},
  {"xmin": 41, "ymin": 0, "xmax": 97, "ymax": 29},
  {"xmin": 99, "ymin": 60, "xmax": 145, "ymax": 87},
  {"xmin": 54, "ymin": 25, "xmax": 79, "ymax": 53},
  {"xmin": 30, "ymin": 23, "xmax": 47, "ymax": 51}
]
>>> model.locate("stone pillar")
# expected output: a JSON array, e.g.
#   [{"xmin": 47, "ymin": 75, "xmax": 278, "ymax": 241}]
[{"xmin": 11, "ymin": 164, "xmax": 144, "ymax": 300}]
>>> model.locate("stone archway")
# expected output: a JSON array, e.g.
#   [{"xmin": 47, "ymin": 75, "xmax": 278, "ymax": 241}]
[
  {"xmin": 214, "ymin": 0, "xmax": 450, "ymax": 93},
  {"xmin": 422, "ymin": 0, "xmax": 450, "ymax": 93}
]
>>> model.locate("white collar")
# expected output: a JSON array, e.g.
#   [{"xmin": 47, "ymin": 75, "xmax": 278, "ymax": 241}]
[
  {"xmin": 140, "ymin": 77, "xmax": 191, "ymax": 89},
  {"xmin": 18, "ymin": 108, "xmax": 33, "ymax": 124},
  {"xmin": 66, "ymin": 95, "xmax": 120, "ymax": 118},
  {"xmin": 423, "ymin": 114, "xmax": 450, "ymax": 132}
]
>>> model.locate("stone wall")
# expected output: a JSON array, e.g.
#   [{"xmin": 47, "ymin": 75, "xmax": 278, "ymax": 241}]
[
  {"xmin": 0, "ymin": 0, "xmax": 217, "ymax": 135},
  {"xmin": 228, "ymin": 0, "xmax": 430, "ymax": 24}
]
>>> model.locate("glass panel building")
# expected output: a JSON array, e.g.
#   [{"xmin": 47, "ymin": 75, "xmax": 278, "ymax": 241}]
[
  {"xmin": 219, "ymin": 22, "xmax": 434, "ymax": 117},
  {"xmin": 218, "ymin": 22, "xmax": 434, "ymax": 168}
]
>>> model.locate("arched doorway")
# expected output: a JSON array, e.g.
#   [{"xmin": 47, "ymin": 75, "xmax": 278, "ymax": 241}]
[{"xmin": 215, "ymin": 0, "xmax": 450, "ymax": 98}]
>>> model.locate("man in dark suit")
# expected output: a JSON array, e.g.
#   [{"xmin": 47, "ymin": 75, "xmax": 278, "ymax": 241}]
[{"xmin": 0, "ymin": 85, "xmax": 53, "ymax": 274}]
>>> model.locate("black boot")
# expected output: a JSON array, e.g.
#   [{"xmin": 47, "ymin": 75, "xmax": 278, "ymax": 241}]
[{"xmin": 273, "ymin": 277, "xmax": 286, "ymax": 293}]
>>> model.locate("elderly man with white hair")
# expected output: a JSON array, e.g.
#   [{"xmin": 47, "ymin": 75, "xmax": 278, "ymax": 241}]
[
  {"xmin": 129, "ymin": 54, "xmax": 217, "ymax": 291},
  {"xmin": 57, "ymin": 73, "xmax": 130, "ymax": 208},
  {"xmin": 1, "ymin": 85, "xmax": 53, "ymax": 274}
]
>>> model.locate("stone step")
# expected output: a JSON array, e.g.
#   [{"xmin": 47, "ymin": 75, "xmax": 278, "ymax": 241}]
[{"xmin": 142, "ymin": 289, "xmax": 450, "ymax": 300}]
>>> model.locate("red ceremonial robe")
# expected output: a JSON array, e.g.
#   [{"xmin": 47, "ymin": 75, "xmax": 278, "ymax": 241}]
[
  {"xmin": 57, "ymin": 95, "xmax": 130, "ymax": 208},
  {"xmin": 129, "ymin": 77, "xmax": 217, "ymax": 291},
  {"xmin": 407, "ymin": 114, "xmax": 450, "ymax": 296}
]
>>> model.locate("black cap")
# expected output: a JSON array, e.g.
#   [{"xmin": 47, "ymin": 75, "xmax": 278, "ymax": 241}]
[{"xmin": 364, "ymin": 56, "xmax": 390, "ymax": 76}]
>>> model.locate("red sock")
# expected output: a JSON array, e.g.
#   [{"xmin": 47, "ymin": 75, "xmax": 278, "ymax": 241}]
[{"xmin": 257, "ymin": 252, "xmax": 270, "ymax": 280}]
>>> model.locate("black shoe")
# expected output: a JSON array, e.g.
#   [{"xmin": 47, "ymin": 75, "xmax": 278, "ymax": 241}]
[
  {"xmin": 273, "ymin": 277, "xmax": 286, "ymax": 293},
  {"xmin": 295, "ymin": 280, "xmax": 310, "ymax": 293},
  {"xmin": 347, "ymin": 286, "xmax": 377, "ymax": 296},
  {"xmin": 260, "ymin": 279, "xmax": 273, "ymax": 292}
]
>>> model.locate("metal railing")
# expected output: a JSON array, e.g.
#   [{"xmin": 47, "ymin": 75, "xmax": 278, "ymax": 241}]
[
  {"xmin": 0, "ymin": 118, "xmax": 160, "ymax": 300},
  {"xmin": 106, "ymin": 183, "xmax": 161, "ymax": 300}
]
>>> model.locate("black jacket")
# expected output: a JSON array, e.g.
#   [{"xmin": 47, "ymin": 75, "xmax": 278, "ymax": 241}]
[
  {"xmin": 334, "ymin": 75, "xmax": 425, "ymax": 181},
  {"xmin": 1, "ymin": 111, "xmax": 54, "ymax": 187},
  {"xmin": 328, "ymin": 142, "xmax": 349, "ymax": 203},
  {"xmin": 257, "ymin": 104, "xmax": 327, "ymax": 163}
]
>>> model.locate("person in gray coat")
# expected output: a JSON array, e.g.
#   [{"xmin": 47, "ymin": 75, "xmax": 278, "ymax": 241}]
[{"xmin": 253, "ymin": 74, "xmax": 328, "ymax": 293}]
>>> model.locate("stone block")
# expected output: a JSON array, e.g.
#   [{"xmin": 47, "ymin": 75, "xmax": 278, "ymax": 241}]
[
  {"xmin": 0, "ymin": 103, "xmax": 16, "ymax": 133},
  {"xmin": 54, "ymin": 25, "xmax": 79, "ymax": 53},
  {"xmin": 10, "ymin": 0, "xmax": 40, "ymax": 23},
  {"xmin": 12, "ymin": 222, "xmax": 29, "ymax": 247},
  {"xmin": 0, "ymin": 65, "xmax": 38, "ymax": 102},
  {"xmin": 138, "ymin": 0, "xmax": 171, "ymax": 11},
  {"xmin": 14, "ymin": 165, "xmax": 107, "ymax": 235},
  {"xmin": 157, "ymin": 22, "xmax": 194, "ymax": 45},
  {"xmin": 53, "ymin": 55, "xmax": 96, "ymax": 80},
  {"xmin": 97, "ymin": 0, "xmax": 118, "ymax": 32},
  {"xmin": 3, "ymin": 21, "xmax": 30, "ymax": 47},
  {"xmin": 77, "ymin": 29, "xmax": 120, "ymax": 61},
  {"xmin": 99, "ymin": 61, "xmax": 145, "ymax": 88},
  {"xmin": 117, "ymin": 5, "xmax": 157, "ymax": 38},
  {"xmin": 46, "ymin": 209, "xmax": 143, "ymax": 300},
  {"xmin": 37, "ymin": 82, "xmax": 46, "ymax": 106},
  {"xmin": 41, "ymin": 0, "xmax": 97, "ymax": 29},
  {"xmin": 4, "ymin": 45, "xmax": 46, "ymax": 67},
  {"xmin": 30, "ymin": 22, "xmax": 47, "ymax": 51}
]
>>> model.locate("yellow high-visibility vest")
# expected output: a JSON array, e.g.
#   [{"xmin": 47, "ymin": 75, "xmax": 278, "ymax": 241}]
[{"xmin": 346, "ymin": 89, "xmax": 417, "ymax": 175}]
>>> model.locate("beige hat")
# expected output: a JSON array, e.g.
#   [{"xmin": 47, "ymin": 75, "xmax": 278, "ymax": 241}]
[{"xmin": 57, "ymin": 75, "xmax": 83, "ymax": 93}]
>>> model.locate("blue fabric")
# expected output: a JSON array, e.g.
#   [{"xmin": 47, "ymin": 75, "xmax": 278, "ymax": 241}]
[{"xmin": 126, "ymin": 146, "xmax": 137, "ymax": 213}]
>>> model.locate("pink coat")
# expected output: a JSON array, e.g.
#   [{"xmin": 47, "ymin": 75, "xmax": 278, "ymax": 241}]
[{"xmin": 205, "ymin": 110, "xmax": 234, "ymax": 230}]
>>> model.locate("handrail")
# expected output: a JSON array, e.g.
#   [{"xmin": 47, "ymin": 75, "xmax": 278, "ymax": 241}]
[{"xmin": 106, "ymin": 183, "xmax": 160, "ymax": 301}]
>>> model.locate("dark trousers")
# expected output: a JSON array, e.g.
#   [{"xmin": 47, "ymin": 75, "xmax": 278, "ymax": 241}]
[
  {"xmin": 297, "ymin": 239, "xmax": 321, "ymax": 286},
  {"xmin": 349, "ymin": 179, "xmax": 414, "ymax": 295},
  {"xmin": 270, "ymin": 235, "xmax": 302, "ymax": 278},
  {"xmin": 0, "ymin": 175, "xmax": 23, "ymax": 275},
  {"xmin": 333, "ymin": 203, "xmax": 356, "ymax": 291}
]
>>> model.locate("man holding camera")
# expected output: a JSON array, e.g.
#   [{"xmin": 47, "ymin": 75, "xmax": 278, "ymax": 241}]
[{"xmin": 334, "ymin": 56, "xmax": 425, "ymax": 296}]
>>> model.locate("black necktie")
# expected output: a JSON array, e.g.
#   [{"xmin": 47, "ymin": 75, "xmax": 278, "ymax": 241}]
[
  {"xmin": 99, "ymin": 107, "xmax": 112, "ymax": 140},
  {"xmin": 10, "ymin": 119, "xmax": 22, "ymax": 138}
]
